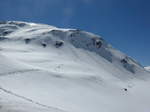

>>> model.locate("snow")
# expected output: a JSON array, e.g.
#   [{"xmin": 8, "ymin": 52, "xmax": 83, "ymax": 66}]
[
  {"xmin": 0, "ymin": 21, "xmax": 150, "ymax": 112},
  {"xmin": 145, "ymin": 66, "xmax": 150, "ymax": 71}
]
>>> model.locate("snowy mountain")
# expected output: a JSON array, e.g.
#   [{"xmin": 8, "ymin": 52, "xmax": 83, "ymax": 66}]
[{"xmin": 0, "ymin": 21, "xmax": 150, "ymax": 112}]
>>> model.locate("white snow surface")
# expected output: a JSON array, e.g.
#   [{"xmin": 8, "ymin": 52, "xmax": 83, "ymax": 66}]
[
  {"xmin": 145, "ymin": 66, "xmax": 150, "ymax": 71},
  {"xmin": 0, "ymin": 21, "xmax": 150, "ymax": 112}
]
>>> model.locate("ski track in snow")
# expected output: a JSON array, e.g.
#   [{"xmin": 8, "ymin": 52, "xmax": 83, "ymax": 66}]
[
  {"xmin": 0, "ymin": 69, "xmax": 40, "ymax": 77},
  {"xmin": 0, "ymin": 86, "xmax": 68, "ymax": 112}
]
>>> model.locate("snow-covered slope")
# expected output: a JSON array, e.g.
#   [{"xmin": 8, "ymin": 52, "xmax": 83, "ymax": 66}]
[
  {"xmin": 0, "ymin": 21, "xmax": 150, "ymax": 112},
  {"xmin": 145, "ymin": 66, "xmax": 150, "ymax": 71}
]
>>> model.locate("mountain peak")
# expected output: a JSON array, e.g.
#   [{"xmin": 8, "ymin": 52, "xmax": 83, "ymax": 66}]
[{"xmin": 0, "ymin": 21, "xmax": 145, "ymax": 74}]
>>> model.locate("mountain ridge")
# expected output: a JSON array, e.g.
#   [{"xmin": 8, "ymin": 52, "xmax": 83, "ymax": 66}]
[{"xmin": 0, "ymin": 21, "xmax": 146, "ymax": 74}]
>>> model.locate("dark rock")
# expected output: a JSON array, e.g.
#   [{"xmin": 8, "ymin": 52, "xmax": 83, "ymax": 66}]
[
  {"xmin": 95, "ymin": 40, "xmax": 102, "ymax": 48},
  {"xmin": 0, "ymin": 31, "xmax": 13, "ymax": 36},
  {"xmin": 25, "ymin": 38, "xmax": 31, "ymax": 44},
  {"xmin": 121, "ymin": 59, "xmax": 128, "ymax": 64},
  {"xmin": 124, "ymin": 88, "xmax": 128, "ymax": 91},
  {"xmin": 42, "ymin": 43, "xmax": 47, "ymax": 48},
  {"xmin": 92, "ymin": 38, "xmax": 102, "ymax": 48},
  {"xmin": 55, "ymin": 41, "xmax": 64, "ymax": 48},
  {"xmin": 121, "ymin": 58, "xmax": 135, "ymax": 73}
]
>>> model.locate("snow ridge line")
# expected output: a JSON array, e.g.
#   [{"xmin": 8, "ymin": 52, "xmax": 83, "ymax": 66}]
[
  {"xmin": 0, "ymin": 86, "xmax": 69, "ymax": 112},
  {"xmin": 0, "ymin": 69, "xmax": 40, "ymax": 77}
]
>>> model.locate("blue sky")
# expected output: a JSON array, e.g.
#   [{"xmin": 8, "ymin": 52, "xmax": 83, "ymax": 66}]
[{"xmin": 0, "ymin": 0, "xmax": 150, "ymax": 66}]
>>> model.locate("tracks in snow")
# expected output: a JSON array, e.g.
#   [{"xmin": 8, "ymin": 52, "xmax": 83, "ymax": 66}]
[
  {"xmin": 0, "ymin": 86, "xmax": 68, "ymax": 112},
  {"xmin": 0, "ymin": 69, "xmax": 40, "ymax": 77},
  {"xmin": 0, "ymin": 69, "xmax": 69, "ymax": 111}
]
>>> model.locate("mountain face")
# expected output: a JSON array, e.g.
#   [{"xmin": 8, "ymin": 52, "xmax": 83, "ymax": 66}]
[{"xmin": 0, "ymin": 21, "xmax": 150, "ymax": 112}]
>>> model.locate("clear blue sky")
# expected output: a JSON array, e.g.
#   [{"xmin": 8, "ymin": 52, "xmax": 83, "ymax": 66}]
[{"xmin": 0, "ymin": 0, "xmax": 150, "ymax": 66}]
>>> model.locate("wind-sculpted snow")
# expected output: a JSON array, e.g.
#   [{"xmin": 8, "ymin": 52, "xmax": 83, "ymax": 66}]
[{"xmin": 0, "ymin": 21, "xmax": 150, "ymax": 112}]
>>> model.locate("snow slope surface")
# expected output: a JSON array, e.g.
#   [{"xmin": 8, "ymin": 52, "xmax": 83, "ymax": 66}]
[
  {"xmin": 0, "ymin": 21, "xmax": 150, "ymax": 112},
  {"xmin": 145, "ymin": 66, "xmax": 150, "ymax": 71}
]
